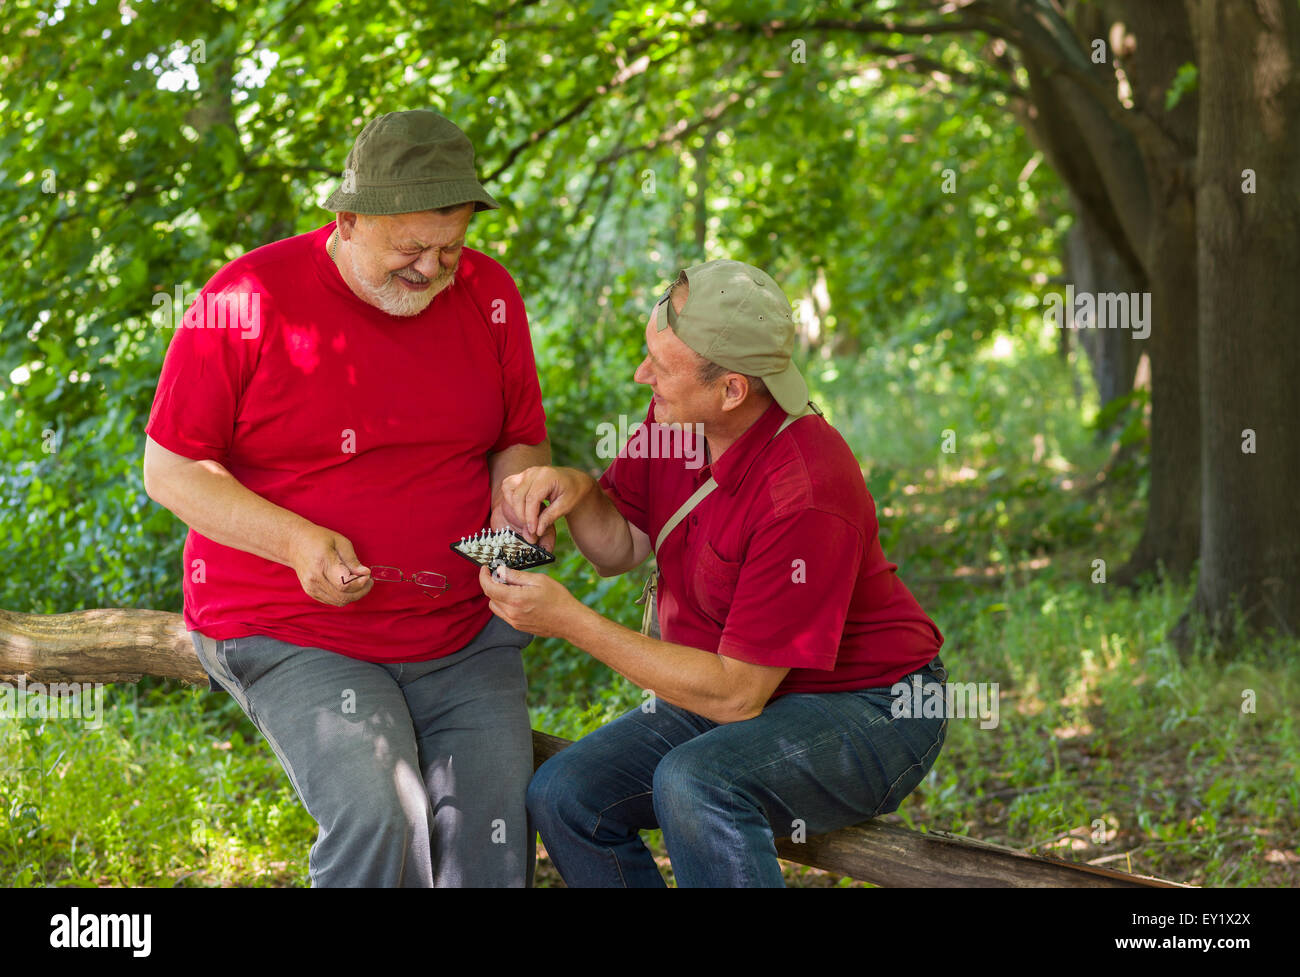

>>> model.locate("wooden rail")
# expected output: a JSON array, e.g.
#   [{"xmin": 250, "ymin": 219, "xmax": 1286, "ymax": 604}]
[{"xmin": 1, "ymin": 607, "xmax": 1188, "ymax": 888}]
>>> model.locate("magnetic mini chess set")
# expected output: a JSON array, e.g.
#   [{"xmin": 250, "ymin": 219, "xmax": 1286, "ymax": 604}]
[{"xmin": 451, "ymin": 528, "xmax": 555, "ymax": 571}]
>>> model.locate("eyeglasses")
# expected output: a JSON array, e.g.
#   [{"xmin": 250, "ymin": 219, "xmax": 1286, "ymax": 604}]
[{"xmin": 368, "ymin": 565, "xmax": 449, "ymax": 599}]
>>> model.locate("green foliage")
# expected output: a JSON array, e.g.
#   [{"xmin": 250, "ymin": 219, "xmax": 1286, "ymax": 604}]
[
  {"xmin": 522, "ymin": 523, "xmax": 649, "ymax": 719},
  {"xmin": 907, "ymin": 571, "xmax": 1299, "ymax": 886},
  {"xmin": 4, "ymin": 1, "xmax": 1287, "ymax": 889},
  {"xmin": 1165, "ymin": 62, "xmax": 1199, "ymax": 111},
  {"xmin": 2, "ymin": 1, "xmax": 1066, "ymax": 614},
  {"xmin": 1, "ymin": 684, "xmax": 314, "ymax": 885}
]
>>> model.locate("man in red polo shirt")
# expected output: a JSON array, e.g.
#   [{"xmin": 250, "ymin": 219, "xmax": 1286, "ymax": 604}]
[
  {"xmin": 481, "ymin": 259, "xmax": 948, "ymax": 887},
  {"xmin": 143, "ymin": 111, "xmax": 549, "ymax": 887}
]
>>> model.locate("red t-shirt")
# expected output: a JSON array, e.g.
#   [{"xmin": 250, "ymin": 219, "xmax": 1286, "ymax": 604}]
[
  {"xmin": 598, "ymin": 399, "xmax": 942, "ymax": 696},
  {"xmin": 145, "ymin": 222, "xmax": 548, "ymax": 662}
]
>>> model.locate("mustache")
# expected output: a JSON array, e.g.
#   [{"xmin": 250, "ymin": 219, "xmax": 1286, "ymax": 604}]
[{"xmin": 391, "ymin": 266, "xmax": 454, "ymax": 286}]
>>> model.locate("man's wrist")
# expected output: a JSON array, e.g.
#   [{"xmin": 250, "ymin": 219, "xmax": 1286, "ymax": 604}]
[
  {"xmin": 567, "ymin": 469, "xmax": 601, "ymax": 513},
  {"xmin": 561, "ymin": 598, "xmax": 605, "ymax": 648},
  {"xmin": 282, "ymin": 516, "xmax": 321, "ymax": 568}
]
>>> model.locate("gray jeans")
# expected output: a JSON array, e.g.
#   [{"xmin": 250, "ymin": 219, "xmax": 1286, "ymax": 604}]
[{"xmin": 191, "ymin": 614, "xmax": 535, "ymax": 887}]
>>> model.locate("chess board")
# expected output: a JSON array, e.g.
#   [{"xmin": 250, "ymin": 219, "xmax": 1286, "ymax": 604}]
[{"xmin": 450, "ymin": 528, "xmax": 555, "ymax": 571}]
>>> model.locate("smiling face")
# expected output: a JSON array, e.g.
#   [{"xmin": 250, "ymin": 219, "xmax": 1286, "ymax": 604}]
[
  {"xmin": 633, "ymin": 295, "xmax": 723, "ymax": 428},
  {"xmin": 336, "ymin": 206, "xmax": 473, "ymax": 316}
]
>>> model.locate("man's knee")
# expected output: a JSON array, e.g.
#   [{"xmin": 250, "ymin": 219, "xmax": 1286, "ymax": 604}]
[
  {"xmin": 527, "ymin": 751, "xmax": 586, "ymax": 828},
  {"xmin": 651, "ymin": 743, "xmax": 745, "ymax": 835},
  {"xmin": 318, "ymin": 755, "xmax": 430, "ymax": 836}
]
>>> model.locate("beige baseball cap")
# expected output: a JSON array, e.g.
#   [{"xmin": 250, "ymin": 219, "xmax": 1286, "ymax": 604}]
[{"xmin": 656, "ymin": 259, "xmax": 812, "ymax": 416}]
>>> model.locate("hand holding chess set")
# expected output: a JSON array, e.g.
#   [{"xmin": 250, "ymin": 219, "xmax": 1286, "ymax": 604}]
[{"xmin": 451, "ymin": 527, "xmax": 555, "ymax": 582}]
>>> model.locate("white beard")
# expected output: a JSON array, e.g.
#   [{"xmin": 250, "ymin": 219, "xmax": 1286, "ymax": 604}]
[{"xmin": 349, "ymin": 250, "xmax": 455, "ymax": 317}]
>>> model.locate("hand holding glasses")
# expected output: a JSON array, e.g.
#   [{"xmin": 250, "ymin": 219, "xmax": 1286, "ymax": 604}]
[
  {"xmin": 338, "ymin": 527, "xmax": 551, "ymax": 600},
  {"xmin": 341, "ymin": 565, "xmax": 449, "ymax": 599}
]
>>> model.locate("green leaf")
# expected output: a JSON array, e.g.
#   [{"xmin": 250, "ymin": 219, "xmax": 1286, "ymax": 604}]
[{"xmin": 1165, "ymin": 62, "xmax": 1198, "ymax": 111}]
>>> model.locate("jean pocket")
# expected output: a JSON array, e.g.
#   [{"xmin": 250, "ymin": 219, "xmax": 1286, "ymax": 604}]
[
  {"xmin": 214, "ymin": 636, "xmax": 269, "ymax": 690},
  {"xmin": 871, "ymin": 712, "xmax": 947, "ymax": 818},
  {"xmin": 190, "ymin": 632, "xmax": 229, "ymax": 693}
]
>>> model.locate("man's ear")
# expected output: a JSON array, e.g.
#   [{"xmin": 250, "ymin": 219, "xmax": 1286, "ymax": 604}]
[
  {"xmin": 720, "ymin": 374, "xmax": 750, "ymax": 412},
  {"xmin": 337, "ymin": 211, "xmax": 359, "ymax": 241}
]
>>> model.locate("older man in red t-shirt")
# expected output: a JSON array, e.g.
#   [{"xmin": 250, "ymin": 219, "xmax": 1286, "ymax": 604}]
[
  {"xmin": 143, "ymin": 111, "xmax": 549, "ymax": 887},
  {"xmin": 482, "ymin": 260, "xmax": 948, "ymax": 887}
]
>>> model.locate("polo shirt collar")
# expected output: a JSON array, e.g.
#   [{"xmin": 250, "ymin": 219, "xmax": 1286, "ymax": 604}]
[{"xmin": 709, "ymin": 399, "xmax": 789, "ymax": 494}]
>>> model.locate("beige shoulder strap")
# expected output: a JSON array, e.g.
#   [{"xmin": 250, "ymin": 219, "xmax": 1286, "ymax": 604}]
[
  {"xmin": 652, "ymin": 410, "xmax": 805, "ymax": 553},
  {"xmin": 638, "ymin": 410, "xmax": 814, "ymax": 635},
  {"xmin": 655, "ymin": 478, "xmax": 718, "ymax": 552}
]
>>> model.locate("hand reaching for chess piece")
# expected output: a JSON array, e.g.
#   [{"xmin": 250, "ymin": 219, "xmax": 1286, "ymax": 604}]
[
  {"xmin": 499, "ymin": 466, "xmax": 590, "ymax": 550},
  {"xmin": 492, "ymin": 493, "xmax": 557, "ymax": 554}
]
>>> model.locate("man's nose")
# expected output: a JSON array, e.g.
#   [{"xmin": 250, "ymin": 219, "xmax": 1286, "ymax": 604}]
[
  {"xmin": 412, "ymin": 250, "xmax": 443, "ymax": 279},
  {"xmin": 633, "ymin": 357, "xmax": 653, "ymax": 384}
]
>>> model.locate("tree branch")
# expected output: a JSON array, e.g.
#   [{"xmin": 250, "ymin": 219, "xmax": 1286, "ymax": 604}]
[{"xmin": 482, "ymin": 42, "xmax": 681, "ymax": 184}]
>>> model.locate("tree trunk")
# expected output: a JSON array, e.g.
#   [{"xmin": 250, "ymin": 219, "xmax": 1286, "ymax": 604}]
[
  {"xmin": 1011, "ymin": 18, "xmax": 1202, "ymax": 583},
  {"xmin": 1063, "ymin": 191, "xmax": 1145, "ymax": 415},
  {"xmin": 1182, "ymin": 0, "xmax": 1300, "ymax": 644},
  {"xmin": 1100, "ymin": 0, "xmax": 1204, "ymax": 584},
  {"xmin": 1114, "ymin": 202, "xmax": 1202, "ymax": 585}
]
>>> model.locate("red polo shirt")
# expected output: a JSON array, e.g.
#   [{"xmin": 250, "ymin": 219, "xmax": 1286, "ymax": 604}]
[
  {"xmin": 598, "ymin": 399, "xmax": 942, "ymax": 696},
  {"xmin": 145, "ymin": 222, "xmax": 548, "ymax": 663}
]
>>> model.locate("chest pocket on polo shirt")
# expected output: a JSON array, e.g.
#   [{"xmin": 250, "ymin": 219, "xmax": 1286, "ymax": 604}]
[{"xmin": 692, "ymin": 541, "xmax": 742, "ymax": 627}]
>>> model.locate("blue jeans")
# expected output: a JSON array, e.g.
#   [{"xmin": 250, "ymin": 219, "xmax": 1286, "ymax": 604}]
[
  {"xmin": 527, "ymin": 656, "xmax": 948, "ymax": 887},
  {"xmin": 192, "ymin": 614, "xmax": 535, "ymax": 887}
]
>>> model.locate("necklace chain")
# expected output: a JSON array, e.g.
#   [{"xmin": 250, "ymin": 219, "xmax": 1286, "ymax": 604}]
[{"xmin": 329, "ymin": 228, "xmax": 339, "ymax": 263}]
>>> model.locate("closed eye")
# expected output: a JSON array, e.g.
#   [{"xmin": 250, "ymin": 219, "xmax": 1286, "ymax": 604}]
[{"xmin": 399, "ymin": 243, "xmax": 462, "ymax": 255}]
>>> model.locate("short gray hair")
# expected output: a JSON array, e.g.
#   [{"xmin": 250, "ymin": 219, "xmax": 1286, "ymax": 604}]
[{"xmin": 696, "ymin": 358, "xmax": 769, "ymax": 399}]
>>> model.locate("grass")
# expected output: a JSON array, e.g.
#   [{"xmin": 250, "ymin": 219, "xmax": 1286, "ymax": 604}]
[
  {"xmin": 888, "ymin": 571, "xmax": 1298, "ymax": 887},
  {"xmin": 1, "ymin": 688, "xmax": 312, "ymax": 887},
  {"xmin": 2, "ymin": 337, "xmax": 1296, "ymax": 887}
]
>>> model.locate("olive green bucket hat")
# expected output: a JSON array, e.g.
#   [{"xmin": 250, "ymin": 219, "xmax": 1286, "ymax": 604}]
[
  {"xmin": 656, "ymin": 259, "xmax": 814, "ymax": 417},
  {"xmin": 322, "ymin": 110, "xmax": 500, "ymax": 215}
]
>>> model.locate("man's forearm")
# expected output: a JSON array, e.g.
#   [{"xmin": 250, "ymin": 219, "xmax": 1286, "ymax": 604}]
[
  {"xmin": 488, "ymin": 439, "xmax": 551, "ymax": 510},
  {"xmin": 563, "ymin": 602, "xmax": 753, "ymax": 723},
  {"xmin": 561, "ymin": 471, "xmax": 646, "ymax": 575},
  {"xmin": 145, "ymin": 457, "xmax": 313, "ymax": 567}
]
